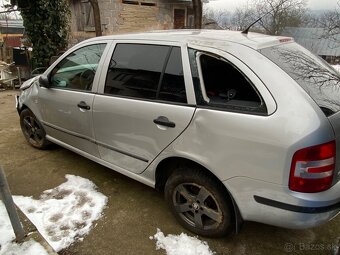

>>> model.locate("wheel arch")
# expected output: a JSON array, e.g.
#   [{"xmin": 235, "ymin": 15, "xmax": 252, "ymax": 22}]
[
  {"xmin": 155, "ymin": 157, "xmax": 216, "ymax": 192},
  {"xmin": 19, "ymin": 102, "xmax": 44, "ymax": 122},
  {"xmin": 18, "ymin": 103, "xmax": 28, "ymax": 114},
  {"xmin": 19, "ymin": 106, "xmax": 51, "ymax": 149},
  {"xmin": 154, "ymin": 156, "xmax": 243, "ymax": 234}
]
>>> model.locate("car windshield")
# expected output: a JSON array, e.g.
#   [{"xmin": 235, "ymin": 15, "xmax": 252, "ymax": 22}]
[{"xmin": 260, "ymin": 43, "xmax": 340, "ymax": 115}]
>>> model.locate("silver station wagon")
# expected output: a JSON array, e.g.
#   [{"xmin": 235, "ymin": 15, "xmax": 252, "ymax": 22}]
[{"xmin": 17, "ymin": 30, "xmax": 340, "ymax": 237}]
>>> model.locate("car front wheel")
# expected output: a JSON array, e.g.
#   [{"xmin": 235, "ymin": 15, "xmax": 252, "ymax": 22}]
[
  {"xmin": 20, "ymin": 108, "xmax": 50, "ymax": 149},
  {"xmin": 164, "ymin": 167, "xmax": 233, "ymax": 237}
]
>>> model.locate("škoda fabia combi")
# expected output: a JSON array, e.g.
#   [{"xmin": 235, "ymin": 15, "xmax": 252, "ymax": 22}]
[{"xmin": 17, "ymin": 30, "xmax": 340, "ymax": 237}]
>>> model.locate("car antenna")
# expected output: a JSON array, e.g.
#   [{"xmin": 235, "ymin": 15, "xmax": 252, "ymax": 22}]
[
  {"xmin": 241, "ymin": 16, "xmax": 263, "ymax": 34},
  {"xmin": 241, "ymin": 0, "xmax": 290, "ymax": 34}
]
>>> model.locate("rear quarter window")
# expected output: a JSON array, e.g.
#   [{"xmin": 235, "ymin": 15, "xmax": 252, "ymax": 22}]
[{"xmin": 188, "ymin": 48, "xmax": 267, "ymax": 115}]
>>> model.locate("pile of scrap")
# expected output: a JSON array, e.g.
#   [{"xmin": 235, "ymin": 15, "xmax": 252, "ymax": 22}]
[{"xmin": 0, "ymin": 61, "xmax": 19, "ymax": 89}]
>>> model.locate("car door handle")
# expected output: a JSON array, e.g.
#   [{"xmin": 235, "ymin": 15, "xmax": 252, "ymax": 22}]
[
  {"xmin": 153, "ymin": 116, "xmax": 176, "ymax": 128},
  {"xmin": 77, "ymin": 101, "xmax": 91, "ymax": 110}
]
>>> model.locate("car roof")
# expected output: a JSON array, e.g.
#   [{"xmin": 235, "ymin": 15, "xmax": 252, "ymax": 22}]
[{"xmin": 84, "ymin": 29, "xmax": 294, "ymax": 50}]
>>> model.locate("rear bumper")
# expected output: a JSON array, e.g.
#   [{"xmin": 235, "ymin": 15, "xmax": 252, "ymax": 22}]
[
  {"xmin": 254, "ymin": 195, "xmax": 340, "ymax": 214},
  {"xmin": 224, "ymin": 177, "xmax": 340, "ymax": 229}
]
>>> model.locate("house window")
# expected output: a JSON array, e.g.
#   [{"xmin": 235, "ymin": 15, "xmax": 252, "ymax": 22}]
[
  {"xmin": 122, "ymin": 0, "xmax": 139, "ymax": 5},
  {"xmin": 174, "ymin": 9, "xmax": 185, "ymax": 29},
  {"xmin": 72, "ymin": 0, "xmax": 95, "ymax": 32},
  {"xmin": 122, "ymin": 0, "xmax": 157, "ymax": 6},
  {"xmin": 187, "ymin": 15, "xmax": 194, "ymax": 28},
  {"xmin": 187, "ymin": 8, "xmax": 194, "ymax": 28},
  {"xmin": 141, "ymin": 2, "xmax": 156, "ymax": 6}
]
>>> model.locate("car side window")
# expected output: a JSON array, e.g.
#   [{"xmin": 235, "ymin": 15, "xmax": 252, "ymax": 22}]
[
  {"xmin": 104, "ymin": 44, "xmax": 187, "ymax": 104},
  {"xmin": 50, "ymin": 44, "xmax": 106, "ymax": 91},
  {"xmin": 104, "ymin": 44, "xmax": 169, "ymax": 100},
  {"xmin": 189, "ymin": 49, "xmax": 266, "ymax": 114},
  {"xmin": 158, "ymin": 47, "xmax": 187, "ymax": 103}
]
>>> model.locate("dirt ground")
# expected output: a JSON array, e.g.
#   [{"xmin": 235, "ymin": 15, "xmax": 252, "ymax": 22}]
[{"xmin": 1, "ymin": 90, "xmax": 339, "ymax": 255}]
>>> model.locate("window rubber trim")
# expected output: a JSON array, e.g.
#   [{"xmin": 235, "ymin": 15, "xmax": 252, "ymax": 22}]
[
  {"xmin": 197, "ymin": 105, "xmax": 268, "ymax": 116},
  {"xmin": 254, "ymin": 195, "xmax": 340, "ymax": 214},
  {"xmin": 156, "ymin": 46, "xmax": 172, "ymax": 98},
  {"xmin": 195, "ymin": 52, "xmax": 210, "ymax": 103},
  {"xmin": 97, "ymin": 92, "xmax": 196, "ymax": 107}
]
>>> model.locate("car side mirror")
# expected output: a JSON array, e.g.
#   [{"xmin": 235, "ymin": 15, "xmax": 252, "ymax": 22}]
[
  {"xmin": 31, "ymin": 67, "xmax": 47, "ymax": 78},
  {"xmin": 39, "ymin": 75, "xmax": 51, "ymax": 88}
]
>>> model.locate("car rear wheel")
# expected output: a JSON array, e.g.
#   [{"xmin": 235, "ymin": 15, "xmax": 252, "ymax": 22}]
[
  {"xmin": 20, "ymin": 109, "xmax": 50, "ymax": 149},
  {"xmin": 164, "ymin": 167, "xmax": 233, "ymax": 237}
]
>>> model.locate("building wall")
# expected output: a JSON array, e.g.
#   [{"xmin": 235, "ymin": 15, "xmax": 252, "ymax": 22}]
[{"xmin": 68, "ymin": 0, "xmax": 192, "ymax": 46}]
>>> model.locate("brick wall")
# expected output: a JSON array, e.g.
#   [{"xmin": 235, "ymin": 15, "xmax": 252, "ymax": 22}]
[{"xmin": 68, "ymin": 0, "xmax": 191, "ymax": 46}]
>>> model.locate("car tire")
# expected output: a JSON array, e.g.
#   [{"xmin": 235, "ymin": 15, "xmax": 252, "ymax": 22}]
[
  {"xmin": 164, "ymin": 167, "xmax": 233, "ymax": 237},
  {"xmin": 20, "ymin": 108, "xmax": 50, "ymax": 149}
]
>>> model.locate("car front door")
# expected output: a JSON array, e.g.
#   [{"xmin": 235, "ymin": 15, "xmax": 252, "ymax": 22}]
[
  {"xmin": 38, "ymin": 42, "xmax": 109, "ymax": 156},
  {"xmin": 92, "ymin": 42, "xmax": 196, "ymax": 174}
]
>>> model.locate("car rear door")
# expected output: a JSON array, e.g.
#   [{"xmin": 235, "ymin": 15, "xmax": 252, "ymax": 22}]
[{"xmin": 92, "ymin": 42, "xmax": 196, "ymax": 174}]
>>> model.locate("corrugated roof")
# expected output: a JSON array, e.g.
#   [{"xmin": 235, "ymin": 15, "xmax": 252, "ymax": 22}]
[
  {"xmin": 282, "ymin": 27, "xmax": 340, "ymax": 57},
  {"xmin": 0, "ymin": 19, "xmax": 24, "ymax": 29}
]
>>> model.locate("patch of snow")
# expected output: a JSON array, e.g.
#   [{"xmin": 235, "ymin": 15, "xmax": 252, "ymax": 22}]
[
  {"xmin": 14, "ymin": 174, "xmax": 108, "ymax": 252},
  {"xmin": 0, "ymin": 200, "xmax": 15, "ymax": 246},
  {"xmin": 150, "ymin": 228, "xmax": 215, "ymax": 255},
  {"xmin": 334, "ymin": 237, "xmax": 340, "ymax": 255},
  {"xmin": 1, "ymin": 239, "xmax": 49, "ymax": 255},
  {"xmin": 332, "ymin": 65, "xmax": 340, "ymax": 73},
  {"xmin": 0, "ymin": 201, "xmax": 48, "ymax": 255}
]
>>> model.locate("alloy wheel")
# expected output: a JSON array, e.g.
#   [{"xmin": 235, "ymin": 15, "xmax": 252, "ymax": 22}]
[
  {"xmin": 172, "ymin": 183, "xmax": 223, "ymax": 230},
  {"xmin": 23, "ymin": 116, "xmax": 44, "ymax": 145}
]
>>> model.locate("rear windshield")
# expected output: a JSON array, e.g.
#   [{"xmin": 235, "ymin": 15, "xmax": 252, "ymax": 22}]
[{"xmin": 260, "ymin": 43, "xmax": 340, "ymax": 115}]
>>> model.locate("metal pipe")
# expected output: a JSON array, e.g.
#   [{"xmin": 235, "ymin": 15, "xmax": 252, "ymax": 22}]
[
  {"xmin": 17, "ymin": 66, "xmax": 21, "ymax": 88},
  {"xmin": 0, "ymin": 165, "xmax": 25, "ymax": 243}
]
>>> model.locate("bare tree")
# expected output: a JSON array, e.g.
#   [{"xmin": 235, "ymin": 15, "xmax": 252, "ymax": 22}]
[
  {"xmin": 318, "ymin": 1, "xmax": 340, "ymax": 40},
  {"xmin": 232, "ymin": 0, "xmax": 308, "ymax": 35},
  {"xmin": 203, "ymin": 4, "xmax": 215, "ymax": 21},
  {"xmin": 88, "ymin": 0, "xmax": 102, "ymax": 36},
  {"xmin": 192, "ymin": 0, "xmax": 203, "ymax": 29},
  {"xmin": 215, "ymin": 11, "xmax": 232, "ymax": 29},
  {"xmin": 272, "ymin": 46, "xmax": 340, "ymax": 111},
  {"xmin": 203, "ymin": 5, "xmax": 232, "ymax": 29},
  {"xmin": 232, "ymin": 3, "xmax": 256, "ymax": 31},
  {"xmin": 280, "ymin": 48, "xmax": 340, "ymax": 87},
  {"xmin": 258, "ymin": 0, "xmax": 307, "ymax": 35}
]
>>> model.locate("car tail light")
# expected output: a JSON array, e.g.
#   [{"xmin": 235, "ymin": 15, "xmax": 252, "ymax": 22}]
[{"xmin": 289, "ymin": 141, "xmax": 336, "ymax": 193}]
